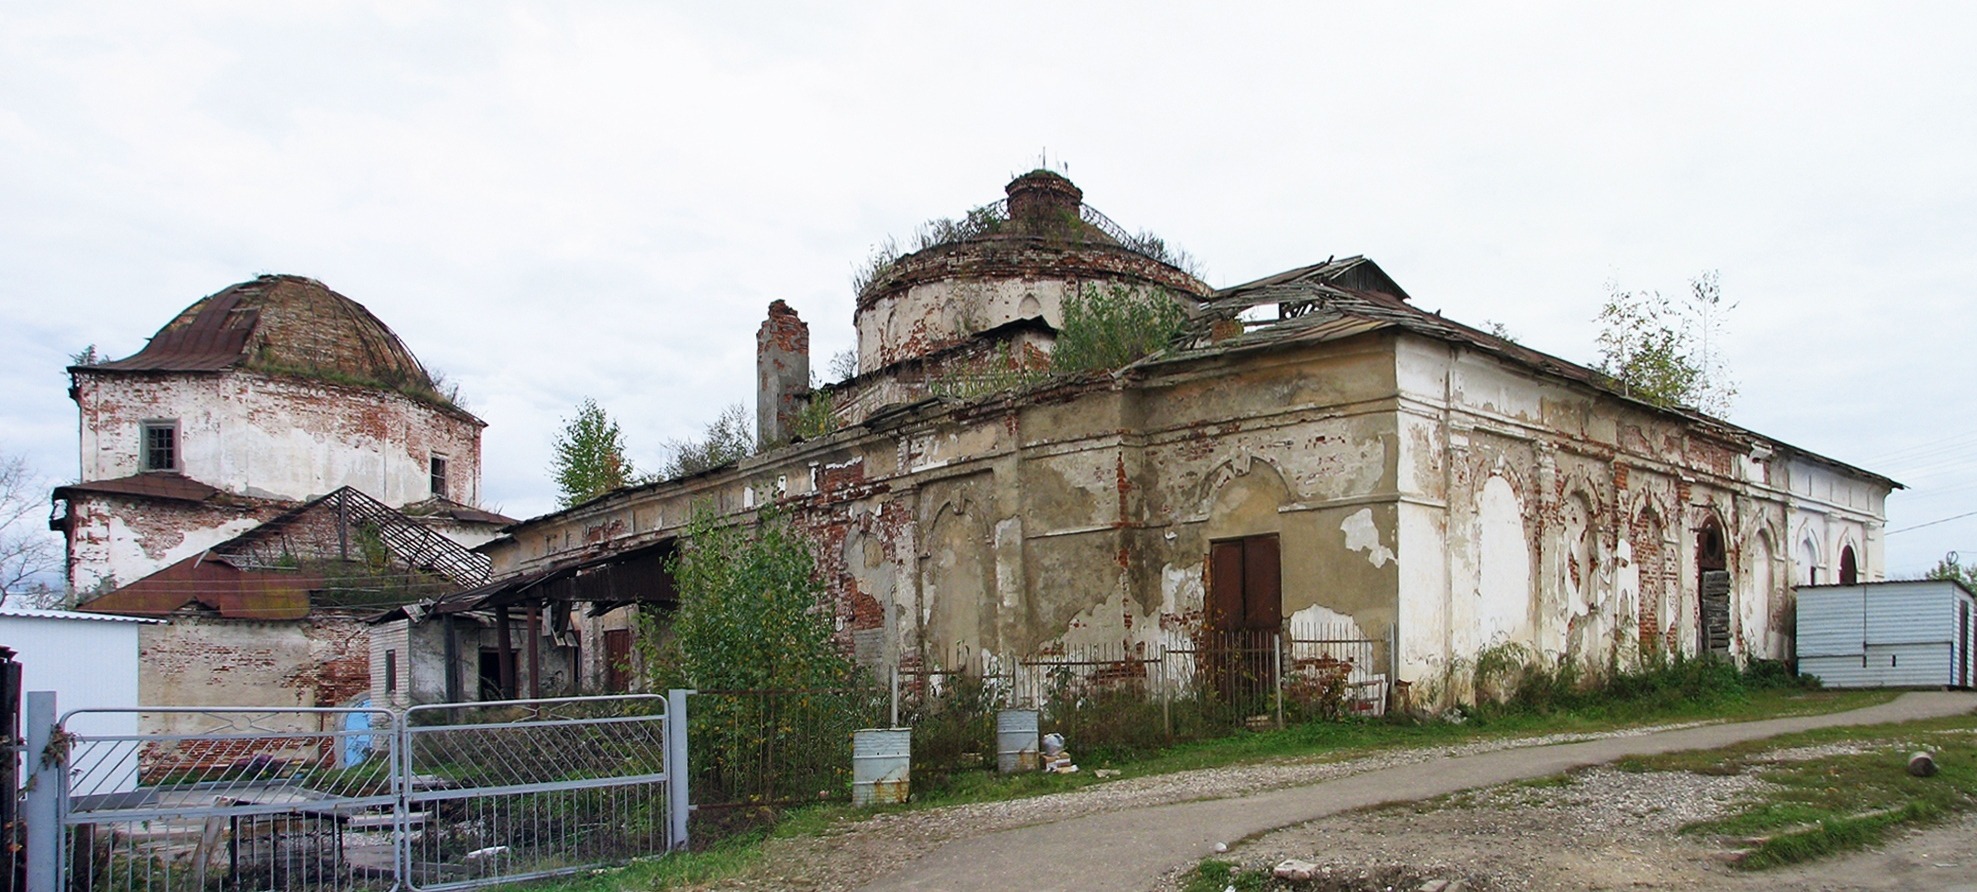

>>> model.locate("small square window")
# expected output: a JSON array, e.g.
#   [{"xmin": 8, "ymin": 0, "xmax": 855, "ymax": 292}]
[
  {"xmin": 141, "ymin": 421, "xmax": 178, "ymax": 472},
  {"xmin": 430, "ymin": 456, "xmax": 449, "ymax": 500}
]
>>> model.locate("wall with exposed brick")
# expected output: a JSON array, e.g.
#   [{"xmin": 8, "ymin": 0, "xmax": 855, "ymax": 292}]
[
  {"xmin": 853, "ymin": 241, "xmax": 1206, "ymax": 376},
  {"xmin": 73, "ymin": 369, "xmax": 483, "ymax": 506},
  {"xmin": 1390, "ymin": 333, "xmax": 1889, "ymax": 692},
  {"xmin": 137, "ymin": 612, "xmax": 372, "ymax": 735},
  {"xmin": 63, "ymin": 493, "xmax": 279, "ymax": 594}
]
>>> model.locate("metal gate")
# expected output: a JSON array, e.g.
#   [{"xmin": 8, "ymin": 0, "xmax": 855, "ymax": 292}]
[
  {"xmin": 401, "ymin": 696, "xmax": 677, "ymax": 891},
  {"xmin": 26, "ymin": 692, "xmax": 688, "ymax": 892},
  {"xmin": 57, "ymin": 705, "xmax": 401, "ymax": 892}
]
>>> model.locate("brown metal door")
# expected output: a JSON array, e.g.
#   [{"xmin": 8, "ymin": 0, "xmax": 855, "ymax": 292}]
[
  {"xmin": 604, "ymin": 628, "xmax": 633, "ymax": 693},
  {"xmin": 1209, "ymin": 540, "xmax": 1247, "ymax": 631},
  {"xmin": 1205, "ymin": 535, "xmax": 1282, "ymax": 709},
  {"xmin": 1242, "ymin": 535, "xmax": 1282, "ymax": 630}
]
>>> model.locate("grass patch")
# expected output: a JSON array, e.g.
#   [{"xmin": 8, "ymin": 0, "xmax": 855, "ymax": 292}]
[
  {"xmin": 1623, "ymin": 715, "xmax": 1977, "ymax": 870},
  {"xmin": 1183, "ymin": 859, "xmax": 1270, "ymax": 892}
]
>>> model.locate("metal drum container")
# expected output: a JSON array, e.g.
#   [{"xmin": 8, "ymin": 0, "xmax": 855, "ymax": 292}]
[
  {"xmin": 995, "ymin": 708, "xmax": 1040, "ymax": 773},
  {"xmin": 851, "ymin": 728, "xmax": 911, "ymax": 805}
]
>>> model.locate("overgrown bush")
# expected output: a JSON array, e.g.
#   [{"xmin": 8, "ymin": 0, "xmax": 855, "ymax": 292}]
[
  {"xmin": 1051, "ymin": 284, "xmax": 1190, "ymax": 374},
  {"xmin": 641, "ymin": 504, "xmax": 853, "ymax": 692},
  {"xmin": 905, "ymin": 672, "xmax": 1000, "ymax": 778}
]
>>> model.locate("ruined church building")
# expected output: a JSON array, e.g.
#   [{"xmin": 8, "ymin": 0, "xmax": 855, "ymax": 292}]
[{"xmin": 478, "ymin": 171, "xmax": 1893, "ymax": 699}]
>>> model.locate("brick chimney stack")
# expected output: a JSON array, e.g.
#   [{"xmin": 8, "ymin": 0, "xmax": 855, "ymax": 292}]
[{"xmin": 757, "ymin": 300, "xmax": 811, "ymax": 445}]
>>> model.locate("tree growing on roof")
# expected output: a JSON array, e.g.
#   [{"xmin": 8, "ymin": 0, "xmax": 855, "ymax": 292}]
[
  {"xmin": 661, "ymin": 403, "xmax": 753, "ymax": 479},
  {"xmin": 1051, "ymin": 283, "xmax": 1190, "ymax": 374},
  {"xmin": 0, "ymin": 451, "xmax": 61, "ymax": 607},
  {"xmin": 549, "ymin": 398, "xmax": 637, "ymax": 507},
  {"xmin": 1592, "ymin": 271, "xmax": 1737, "ymax": 415}
]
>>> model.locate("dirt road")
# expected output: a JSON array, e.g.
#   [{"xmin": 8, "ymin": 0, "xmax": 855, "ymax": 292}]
[{"xmin": 845, "ymin": 692, "xmax": 1977, "ymax": 892}]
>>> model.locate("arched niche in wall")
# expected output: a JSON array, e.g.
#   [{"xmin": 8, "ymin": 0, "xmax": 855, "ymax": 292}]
[
  {"xmin": 1742, "ymin": 530, "xmax": 1777, "ymax": 659},
  {"xmin": 1201, "ymin": 456, "xmax": 1291, "ymax": 636},
  {"xmin": 1839, "ymin": 543, "xmax": 1859, "ymax": 586},
  {"xmin": 1798, "ymin": 529, "xmax": 1823, "ymax": 586},
  {"xmin": 920, "ymin": 496, "xmax": 997, "ymax": 670},
  {"xmin": 1558, "ymin": 488, "xmax": 1600, "ymax": 659},
  {"xmin": 1632, "ymin": 502, "xmax": 1672, "ymax": 655},
  {"xmin": 1475, "ymin": 473, "xmax": 1533, "ymax": 649}
]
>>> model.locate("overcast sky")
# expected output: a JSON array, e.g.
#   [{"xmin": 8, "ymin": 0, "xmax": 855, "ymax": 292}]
[{"xmin": 4, "ymin": 3, "xmax": 1973, "ymax": 576}]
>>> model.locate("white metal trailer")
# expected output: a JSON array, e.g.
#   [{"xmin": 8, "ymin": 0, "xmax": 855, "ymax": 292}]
[{"xmin": 1797, "ymin": 579, "xmax": 1976, "ymax": 688}]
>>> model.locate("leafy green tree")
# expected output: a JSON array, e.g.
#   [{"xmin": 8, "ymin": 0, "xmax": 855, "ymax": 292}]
[
  {"xmin": 1051, "ymin": 284, "xmax": 1190, "ymax": 374},
  {"xmin": 648, "ymin": 504, "xmax": 853, "ymax": 690},
  {"xmin": 661, "ymin": 403, "xmax": 753, "ymax": 479},
  {"xmin": 1592, "ymin": 272, "xmax": 1736, "ymax": 415},
  {"xmin": 549, "ymin": 398, "xmax": 636, "ymax": 507},
  {"xmin": 1927, "ymin": 551, "xmax": 1977, "ymax": 592}
]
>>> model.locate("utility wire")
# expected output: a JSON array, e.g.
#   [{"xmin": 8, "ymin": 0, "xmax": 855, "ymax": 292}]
[{"xmin": 1887, "ymin": 509, "xmax": 1977, "ymax": 535}]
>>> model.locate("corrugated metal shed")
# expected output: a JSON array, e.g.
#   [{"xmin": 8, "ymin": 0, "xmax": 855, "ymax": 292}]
[
  {"xmin": 1796, "ymin": 580, "xmax": 1976, "ymax": 689},
  {"xmin": 0, "ymin": 606, "xmax": 160, "ymax": 623}
]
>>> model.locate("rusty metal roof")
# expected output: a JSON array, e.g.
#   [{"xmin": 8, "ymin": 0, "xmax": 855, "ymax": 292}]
[
  {"xmin": 53, "ymin": 473, "xmax": 251, "ymax": 505},
  {"xmin": 84, "ymin": 275, "xmax": 452, "ymax": 406}
]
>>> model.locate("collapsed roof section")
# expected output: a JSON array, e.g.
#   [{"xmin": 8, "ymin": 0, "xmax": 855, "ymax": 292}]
[{"xmin": 77, "ymin": 487, "xmax": 491, "ymax": 619}]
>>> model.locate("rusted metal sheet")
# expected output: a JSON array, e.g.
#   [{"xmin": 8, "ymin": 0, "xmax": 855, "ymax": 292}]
[
  {"xmin": 77, "ymin": 553, "xmax": 316, "ymax": 619},
  {"xmin": 52, "ymin": 473, "xmax": 238, "ymax": 505}
]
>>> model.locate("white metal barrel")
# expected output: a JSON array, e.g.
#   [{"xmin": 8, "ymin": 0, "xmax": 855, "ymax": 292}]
[
  {"xmin": 996, "ymin": 708, "xmax": 1040, "ymax": 773},
  {"xmin": 851, "ymin": 728, "xmax": 911, "ymax": 805}
]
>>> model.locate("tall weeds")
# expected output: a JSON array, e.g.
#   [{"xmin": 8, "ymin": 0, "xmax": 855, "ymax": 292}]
[{"xmin": 1463, "ymin": 645, "xmax": 1816, "ymax": 720}]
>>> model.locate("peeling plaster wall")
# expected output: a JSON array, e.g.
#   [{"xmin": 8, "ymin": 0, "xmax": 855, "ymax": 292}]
[
  {"xmin": 138, "ymin": 613, "xmax": 371, "ymax": 735},
  {"xmin": 73, "ymin": 369, "xmax": 483, "ymax": 506},
  {"xmin": 852, "ymin": 241, "xmax": 1206, "ymax": 375},
  {"xmin": 490, "ymin": 330, "xmax": 1406, "ymax": 682},
  {"xmin": 1391, "ymin": 334, "xmax": 1892, "ymax": 691},
  {"xmin": 489, "ymin": 327, "xmax": 1889, "ymax": 706},
  {"xmin": 64, "ymin": 494, "xmax": 277, "ymax": 593}
]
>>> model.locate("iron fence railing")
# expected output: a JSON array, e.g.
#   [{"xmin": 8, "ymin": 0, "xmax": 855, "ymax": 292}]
[
  {"xmin": 30, "ymin": 694, "xmax": 684, "ymax": 892},
  {"xmin": 59, "ymin": 706, "xmax": 401, "ymax": 892},
  {"xmin": 898, "ymin": 623, "xmax": 1392, "ymax": 764},
  {"xmin": 683, "ymin": 688, "xmax": 886, "ymax": 839}
]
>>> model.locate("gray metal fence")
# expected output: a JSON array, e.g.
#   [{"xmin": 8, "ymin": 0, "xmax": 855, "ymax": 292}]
[
  {"xmin": 58, "ymin": 705, "xmax": 401, "ymax": 892},
  {"xmin": 23, "ymin": 691, "xmax": 688, "ymax": 892},
  {"xmin": 402, "ymin": 695, "xmax": 676, "ymax": 891}
]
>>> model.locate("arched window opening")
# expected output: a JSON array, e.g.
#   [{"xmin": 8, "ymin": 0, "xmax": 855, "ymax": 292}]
[
  {"xmin": 1839, "ymin": 545, "xmax": 1859, "ymax": 586},
  {"xmin": 1697, "ymin": 518, "xmax": 1731, "ymax": 655}
]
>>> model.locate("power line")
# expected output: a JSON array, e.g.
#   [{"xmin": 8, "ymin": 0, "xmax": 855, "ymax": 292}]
[{"xmin": 1887, "ymin": 509, "xmax": 1977, "ymax": 535}]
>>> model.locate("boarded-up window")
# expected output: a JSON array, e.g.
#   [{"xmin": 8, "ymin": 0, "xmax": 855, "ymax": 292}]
[{"xmin": 1697, "ymin": 522, "xmax": 1730, "ymax": 655}]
